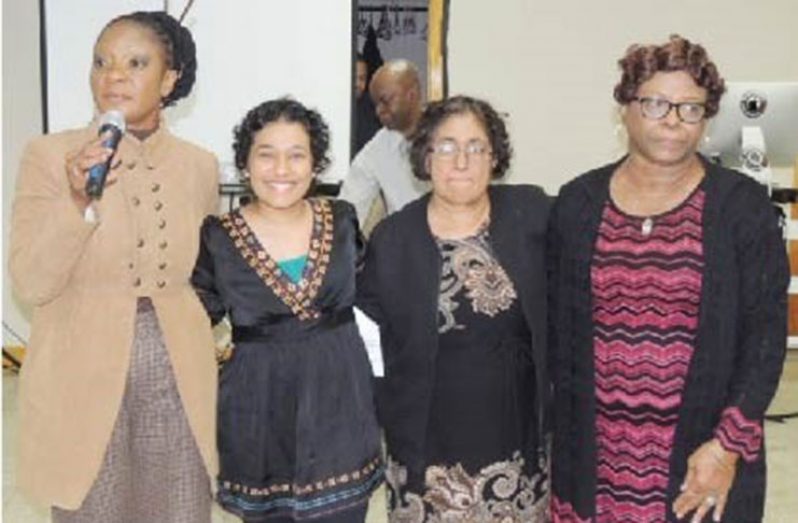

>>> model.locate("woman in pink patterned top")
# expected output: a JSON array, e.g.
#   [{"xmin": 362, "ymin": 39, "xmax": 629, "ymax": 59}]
[{"xmin": 548, "ymin": 35, "xmax": 788, "ymax": 523}]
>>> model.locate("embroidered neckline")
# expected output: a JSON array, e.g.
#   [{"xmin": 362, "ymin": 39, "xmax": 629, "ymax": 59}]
[{"xmin": 220, "ymin": 198, "xmax": 334, "ymax": 320}]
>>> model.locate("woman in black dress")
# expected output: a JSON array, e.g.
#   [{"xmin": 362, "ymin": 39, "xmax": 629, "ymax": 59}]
[
  {"xmin": 191, "ymin": 98, "xmax": 383, "ymax": 522},
  {"xmin": 358, "ymin": 95, "xmax": 551, "ymax": 522}
]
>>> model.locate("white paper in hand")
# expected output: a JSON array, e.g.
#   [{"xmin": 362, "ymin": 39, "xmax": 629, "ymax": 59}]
[{"xmin": 353, "ymin": 307, "xmax": 384, "ymax": 377}]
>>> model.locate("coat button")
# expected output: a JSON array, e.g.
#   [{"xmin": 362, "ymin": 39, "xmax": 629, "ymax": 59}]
[
  {"xmin": 158, "ymin": 262, "xmax": 168, "ymax": 270},
  {"xmin": 128, "ymin": 262, "xmax": 134, "ymax": 270},
  {"xmin": 133, "ymin": 277, "xmax": 142, "ymax": 287},
  {"xmin": 151, "ymin": 183, "xmax": 161, "ymax": 193},
  {"xmin": 131, "ymin": 196, "xmax": 140, "ymax": 206},
  {"xmin": 156, "ymin": 280, "xmax": 166, "ymax": 288},
  {"xmin": 158, "ymin": 219, "xmax": 167, "ymax": 229},
  {"xmin": 137, "ymin": 238, "xmax": 145, "ymax": 248},
  {"xmin": 126, "ymin": 161, "xmax": 137, "ymax": 170},
  {"xmin": 154, "ymin": 201, "xmax": 163, "ymax": 211},
  {"xmin": 159, "ymin": 240, "xmax": 168, "ymax": 250}
]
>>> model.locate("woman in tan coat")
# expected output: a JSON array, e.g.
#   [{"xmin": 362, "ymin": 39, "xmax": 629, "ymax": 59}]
[{"xmin": 9, "ymin": 11, "xmax": 219, "ymax": 522}]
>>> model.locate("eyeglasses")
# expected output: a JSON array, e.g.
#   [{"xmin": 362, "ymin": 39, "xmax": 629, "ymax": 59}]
[
  {"xmin": 632, "ymin": 97, "xmax": 707, "ymax": 124},
  {"xmin": 428, "ymin": 139, "xmax": 492, "ymax": 164}
]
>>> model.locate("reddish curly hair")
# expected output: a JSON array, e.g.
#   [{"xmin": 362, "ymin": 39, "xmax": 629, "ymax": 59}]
[{"xmin": 613, "ymin": 34, "xmax": 726, "ymax": 118}]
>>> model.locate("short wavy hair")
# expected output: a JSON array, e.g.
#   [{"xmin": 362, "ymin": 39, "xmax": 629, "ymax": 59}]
[
  {"xmin": 410, "ymin": 95, "xmax": 512, "ymax": 180},
  {"xmin": 103, "ymin": 11, "xmax": 197, "ymax": 108},
  {"xmin": 614, "ymin": 34, "xmax": 726, "ymax": 118},
  {"xmin": 232, "ymin": 97, "xmax": 331, "ymax": 174}
]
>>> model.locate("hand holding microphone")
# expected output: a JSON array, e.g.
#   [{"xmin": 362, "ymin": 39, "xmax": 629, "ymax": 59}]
[{"xmin": 65, "ymin": 110, "xmax": 126, "ymax": 205}]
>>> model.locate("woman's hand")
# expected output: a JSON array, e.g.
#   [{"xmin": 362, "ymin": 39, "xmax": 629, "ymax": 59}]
[
  {"xmin": 64, "ymin": 130, "xmax": 121, "ymax": 211},
  {"xmin": 673, "ymin": 438, "xmax": 739, "ymax": 522}
]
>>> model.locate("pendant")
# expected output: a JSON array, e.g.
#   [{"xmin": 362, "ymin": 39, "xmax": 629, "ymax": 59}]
[{"xmin": 641, "ymin": 217, "xmax": 654, "ymax": 236}]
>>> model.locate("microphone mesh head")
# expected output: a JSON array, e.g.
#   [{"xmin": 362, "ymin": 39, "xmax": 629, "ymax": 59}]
[{"xmin": 100, "ymin": 110, "xmax": 126, "ymax": 133}]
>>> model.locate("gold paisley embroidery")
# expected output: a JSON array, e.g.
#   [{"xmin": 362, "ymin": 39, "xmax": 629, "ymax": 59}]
[
  {"xmin": 220, "ymin": 198, "xmax": 334, "ymax": 321},
  {"xmin": 437, "ymin": 229, "xmax": 517, "ymax": 333},
  {"xmin": 385, "ymin": 459, "xmax": 427, "ymax": 523},
  {"xmin": 386, "ymin": 452, "xmax": 549, "ymax": 523}
]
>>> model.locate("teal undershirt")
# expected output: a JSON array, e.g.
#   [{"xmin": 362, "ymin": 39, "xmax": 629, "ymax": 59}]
[{"xmin": 277, "ymin": 254, "xmax": 308, "ymax": 284}]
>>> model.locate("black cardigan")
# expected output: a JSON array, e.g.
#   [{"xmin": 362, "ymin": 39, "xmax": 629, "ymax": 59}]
[
  {"xmin": 548, "ymin": 156, "xmax": 789, "ymax": 522},
  {"xmin": 357, "ymin": 184, "xmax": 551, "ymax": 490}
]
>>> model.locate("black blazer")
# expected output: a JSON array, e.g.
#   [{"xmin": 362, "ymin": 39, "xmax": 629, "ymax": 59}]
[
  {"xmin": 357, "ymin": 184, "xmax": 551, "ymax": 490},
  {"xmin": 548, "ymin": 156, "xmax": 789, "ymax": 522}
]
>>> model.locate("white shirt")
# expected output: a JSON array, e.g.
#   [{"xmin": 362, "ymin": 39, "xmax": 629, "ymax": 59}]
[{"xmin": 339, "ymin": 128, "xmax": 429, "ymax": 224}]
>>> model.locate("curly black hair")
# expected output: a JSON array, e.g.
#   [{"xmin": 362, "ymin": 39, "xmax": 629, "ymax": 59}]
[
  {"xmin": 233, "ymin": 97, "xmax": 331, "ymax": 174},
  {"xmin": 102, "ymin": 11, "xmax": 197, "ymax": 107},
  {"xmin": 614, "ymin": 34, "xmax": 726, "ymax": 118},
  {"xmin": 409, "ymin": 95, "xmax": 512, "ymax": 180}
]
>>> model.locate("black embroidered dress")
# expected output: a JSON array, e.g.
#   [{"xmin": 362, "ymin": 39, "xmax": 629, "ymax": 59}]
[
  {"xmin": 191, "ymin": 199, "xmax": 383, "ymax": 522},
  {"xmin": 385, "ymin": 227, "xmax": 549, "ymax": 523}
]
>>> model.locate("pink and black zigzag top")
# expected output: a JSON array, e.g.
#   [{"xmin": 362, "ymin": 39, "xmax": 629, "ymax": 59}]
[
  {"xmin": 551, "ymin": 168, "xmax": 774, "ymax": 523},
  {"xmin": 591, "ymin": 187, "xmax": 705, "ymax": 523}
]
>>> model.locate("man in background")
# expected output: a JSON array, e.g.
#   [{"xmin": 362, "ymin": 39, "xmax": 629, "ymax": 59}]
[{"xmin": 340, "ymin": 59, "xmax": 428, "ymax": 225}]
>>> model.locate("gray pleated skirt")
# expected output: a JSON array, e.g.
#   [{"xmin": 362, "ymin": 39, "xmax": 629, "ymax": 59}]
[{"xmin": 52, "ymin": 298, "xmax": 211, "ymax": 523}]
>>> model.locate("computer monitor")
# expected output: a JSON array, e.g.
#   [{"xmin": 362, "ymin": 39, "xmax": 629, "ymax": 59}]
[{"xmin": 701, "ymin": 82, "xmax": 798, "ymax": 168}]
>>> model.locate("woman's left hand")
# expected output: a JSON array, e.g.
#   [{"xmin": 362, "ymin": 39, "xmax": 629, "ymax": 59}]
[{"xmin": 673, "ymin": 438, "xmax": 738, "ymax": 522}]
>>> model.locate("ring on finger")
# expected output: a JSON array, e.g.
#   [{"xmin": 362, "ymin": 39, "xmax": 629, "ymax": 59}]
[{"xmin": 704, "ymin": 495, "xmax": 717, "ymax": 506}]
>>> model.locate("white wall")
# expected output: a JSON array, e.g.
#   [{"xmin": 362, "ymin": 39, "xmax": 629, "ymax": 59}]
[
  {"xmin": 2, "ymin": 0, "xmax": 41, "ymax": 344},
  {"xmin": 448, "ymin": 0, "xmax": 798, "ymax": 193}
]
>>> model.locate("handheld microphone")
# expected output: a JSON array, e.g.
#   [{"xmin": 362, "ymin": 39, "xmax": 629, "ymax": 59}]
[{"xmin": 85, "ymin": 110, "xmax": 126, "ymax": 199}]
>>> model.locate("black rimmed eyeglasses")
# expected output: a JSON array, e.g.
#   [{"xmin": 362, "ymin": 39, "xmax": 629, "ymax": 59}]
[{"xmin": 632, "ymin": 97, "xmax": 707, "ymax": 124}]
